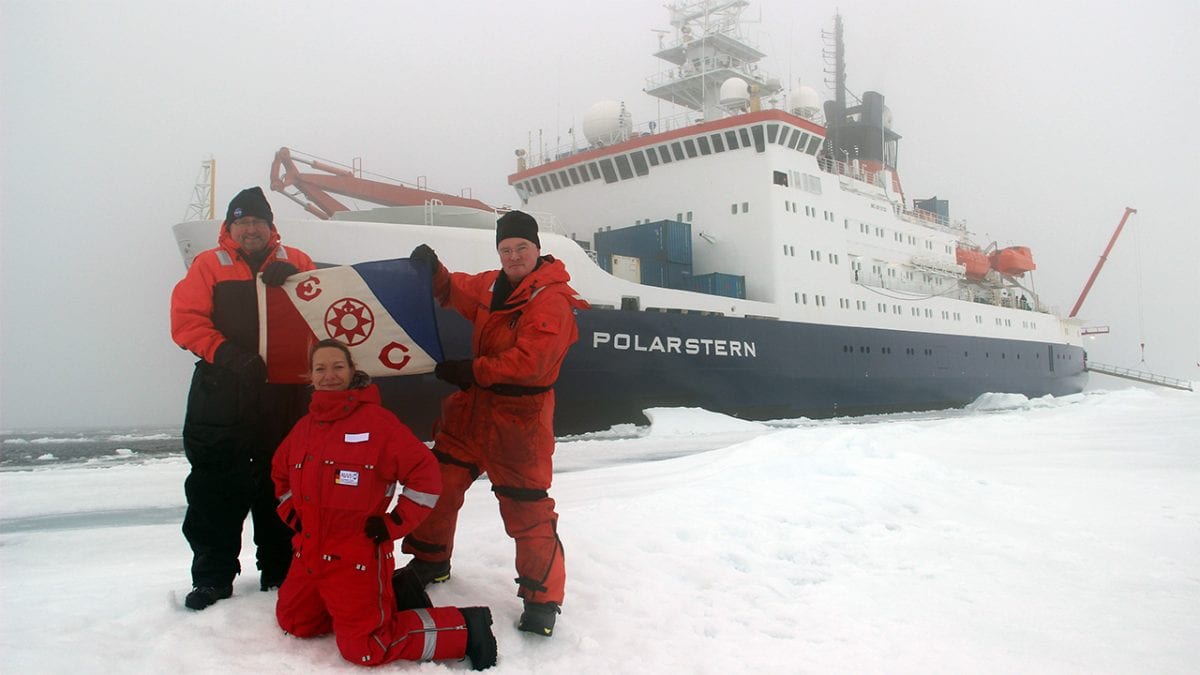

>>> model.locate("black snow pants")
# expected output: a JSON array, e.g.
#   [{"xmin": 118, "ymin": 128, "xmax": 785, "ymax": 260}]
[{"xmin": 181, "ymin": 360, "xmax": 308, "ymax": 588}]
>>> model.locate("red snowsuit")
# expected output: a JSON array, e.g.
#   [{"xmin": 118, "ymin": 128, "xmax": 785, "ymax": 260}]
[
  {"xmin": 403, "ymin": 256, "xmax": 588, "ymax": 606},
  {"xmin": 171, "ymin": 222, "xmax": 315, "ymax": 588},
  {"xmin": 272, "ymin": 384, "xmax": 471, "ymax": 667}
]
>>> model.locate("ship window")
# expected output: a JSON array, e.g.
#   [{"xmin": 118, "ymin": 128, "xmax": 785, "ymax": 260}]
[
  {"xmin": 725, "ymin": 130, "xmax": 740, "ymax": 150},
  {"xmin": 732, "ymin": 204, "xmax": 738, "ymax": 215},
  {"xmin": 711, "ymin": 133, "xmax": 725, "ymax": 152},
  {"xmin": 767, "ymin": 123, "xmax": 779, "ymax": 143},
  {"xmin": 778, "ymin": 128, "xmax": 793, "ymax": 146},
  {"xmin": 658, "ymin": 145, "xmax": 674, "ymax": 163},
  {"xmin": 577, "ymin": 166, "xmax": 591, "ymax": 183},
  {"xmin": 558, "ymin": 170, "xmax": 571, "ymax": 187},
  {"xmin": 614, "ymin": 155, "xmax": 633, "ymax": 180},
  {"xmin": 697, "ymin": 136, "xmax": 712, "ymax": 155},
  {"xmin": 773, "ymin": 171, "xmax": 788, "ymax": 187},
  {"xmin": 567, "ymin": 167, "xmax": 580, "ymax": 185},
  {"xmin": 788, "ymin": 131, "xmax": 802, "ymax": 150},
  {"xmin": 529, "ymin": 179, "xmax": 543, "ymax": 195},
  {"xmin": 686, "ymin": 211, "xmax": 693, "ymax": 221},
  {"xmin": 599, "ymin": 158, "xmax": 619, "ymax": 183},
  {"xmin": 645, "ymin": 147, "xmax": 660, "ymax": 166},
  {"xmin": 683, "ymin": 139, "xmax": 698, "ymax": 158},
  {"xmin": 806, "ymin": 136, "xmax": 823, "ymax": 155},
  {"xmin": 630, "ymin": 151, "xmax": 650, "ymax": 176},
  {"xmin": 671, "ymin": 142, "xmax": 686, "ymax": 161},
  {"xmin": 549, "ymin": 173, "xmax": 562, "ymax": 190},
  {"xmin": 742, "ymin": 202, "xmax": 749, "ymax": 213},
  {"xmin": 588, "ymin": 162, "xmax": 602, "ymax": 180},
  {"xmin": 539, "ymin": 176, "xmax": 552, "ymax": 192},
  {"xmin": 751, "ymin": 125, "xmax": 765, "ymax": 152},
  {"xmin": 739, "ymin": 128, "xmax": 752, "ymax": 147}
]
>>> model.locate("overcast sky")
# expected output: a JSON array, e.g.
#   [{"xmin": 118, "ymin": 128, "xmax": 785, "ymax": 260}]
[{"xmin": 2, "ymin": 0, "xmax": 1197, "ymax": 430}]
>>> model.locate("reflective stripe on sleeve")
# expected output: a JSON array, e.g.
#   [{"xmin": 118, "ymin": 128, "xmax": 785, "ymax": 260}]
[
  {"xmin": 415, "ymin": 608, "xmax": 437, "ymax": 661},
  {"xmin": 277, "ymin": 490, "xmax": 292, "ymax": 506},
  {"xmin": 215, "ymin": 250, "xmax": 233, "ymax": 266},
  {"xmin": 402, "ymin": 486, "xmax": 439, "ymax": 509}
]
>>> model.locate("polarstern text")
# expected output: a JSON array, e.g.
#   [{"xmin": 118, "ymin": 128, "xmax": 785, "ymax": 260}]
[{"xmin": 592, "ymin": 332, "xmax": 757, "ymax": 357}]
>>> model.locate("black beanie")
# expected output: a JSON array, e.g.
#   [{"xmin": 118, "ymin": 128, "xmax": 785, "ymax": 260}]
[
  {"xmin": 225, "ymin": 186, "xmax": 274, "ymax": 227},
  {"xmin": 496, "ymin": 210, "xmax": 540, "ymax": 248}
]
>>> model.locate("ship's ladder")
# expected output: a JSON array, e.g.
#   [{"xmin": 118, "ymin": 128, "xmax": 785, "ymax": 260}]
[{"xmin": 1085, "ymin": 362, "xmax": 1193, "ymax": 392}]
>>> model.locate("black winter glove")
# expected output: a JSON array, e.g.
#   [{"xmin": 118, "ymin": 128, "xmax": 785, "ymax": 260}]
[
  {"xmin": 261, "ymin": 261, "xmax": 299, "ymax": 286},
  {"xmin": 434, "ymin": 359, "xmax": 475, "ymax": 391},
  {"xmin": 364, "ymin": 516, "xmax": 390, "ymax": 544},
  {"xmin": 213, "ymin": 341, "xmax": 267, "ymax": 384},
  {"xmin": 410, "ymin": 244, "xmax": 439, "ymax": 272}
]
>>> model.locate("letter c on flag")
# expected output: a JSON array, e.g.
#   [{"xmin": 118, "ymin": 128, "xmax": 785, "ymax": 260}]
[
  {"xmin": 379, "ymin": 342, "xmax": 411, "ymax": 370},
  {"xmin": 296, "ymin": 276, "xmax": 322, "ymax": 301}
]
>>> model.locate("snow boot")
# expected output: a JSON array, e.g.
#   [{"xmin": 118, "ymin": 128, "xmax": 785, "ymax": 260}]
[
  {"xmin": 184, "ymin": 585, "xmax": 232, "ymax": 610},
  {"xmin": 460, "ymin": 606, "xmax": 497, "ymax": 670},
  {"xmin": 392, "ymin": 566, "xmax": 432, "ymax": 611},
  {"xmin": 517, "ymin": 600, "xmax": 559, "ymax": 637},
  {"xmin": 260, "ymin": 570, "xmax": 287, "ymax": 592},
  {"xmin": 400, "ymin": 557, "xmax": 451, "ymax": 586}
]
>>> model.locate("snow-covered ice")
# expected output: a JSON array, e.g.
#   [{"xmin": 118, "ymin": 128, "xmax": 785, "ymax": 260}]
[{"xmin": 1, "ymin": 388, "xmax": 1197, "ymax": 673}]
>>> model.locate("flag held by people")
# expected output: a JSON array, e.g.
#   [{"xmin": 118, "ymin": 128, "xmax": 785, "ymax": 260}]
[{"xmin": 257, "ymin": 258, "xmax": 444, "ymax": 383}]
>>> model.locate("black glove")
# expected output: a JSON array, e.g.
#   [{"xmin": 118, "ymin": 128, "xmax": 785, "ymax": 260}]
[
  {"xmin": 213, "ymin": 341, "xmax": 267, "ymax": 383},
  {"xmin": 261, "ymin": 261, "xmax": 299, "ymax": 286},
  {"xmin": 410, "ymin": 244, "xmax": 439, "ymax": 272},
  {"xmin": 434, "ymin": 359, "xmax": 475, "ymax": 391},
  {"xmin": 364, "ymin": 516, "xmax": 389, "ymax": 544},
  {"xmin": 283, "ymin": 509, "xmax": 302, "ymax": 533}
]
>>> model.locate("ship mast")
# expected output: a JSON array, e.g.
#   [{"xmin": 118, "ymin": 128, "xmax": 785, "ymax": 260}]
[{"xmin": 645, "ymin": 0, "xmax": 781, "ymax": 121}]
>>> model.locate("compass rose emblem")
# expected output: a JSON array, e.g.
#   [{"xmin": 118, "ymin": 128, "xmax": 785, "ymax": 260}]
[{"xmin": 324, "ymin": 297, "xmax": 375, "ymax": 346}]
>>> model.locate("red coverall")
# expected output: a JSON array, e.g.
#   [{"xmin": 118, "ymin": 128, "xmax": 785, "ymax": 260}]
[
  {"xmin": 272, "ymin": 384, "xmax": 472, "ymax": 667},
  {"xmin": 403, "ymin": 256, "xmax": 588, "ymax": 606}
]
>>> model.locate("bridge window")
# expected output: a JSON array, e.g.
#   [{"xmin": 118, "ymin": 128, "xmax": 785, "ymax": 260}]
[
  {"xmin": 725, "ymin": 130, "xmax": 740, "ymax": 150},
  {"xmin": 658, "ymin": 145, "xmax": 673, "ymax": 164},
  {"xmin": 697, "ymin": 136, "xmax": 712, "ymax": 155},
  {"xmin": 630, "ymin": 151, "xmax": 649, "ymax": 176},
  {"xmin": 599, "ymin": 158, "xmax": 618, "ymax": 183},
  {"xmin": 645, "ymin": 147, "xmax": 660, "ymax": 166},
  {"xmin": 671, "ymin": 142, "xmax": 686, "ymax": 161}
]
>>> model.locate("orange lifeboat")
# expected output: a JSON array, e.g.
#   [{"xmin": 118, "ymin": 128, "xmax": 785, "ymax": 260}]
[
  {"xmin": 955, "ymin": 246, "xmax": 990, "ymax": 280},
  {"xmin": 989, "ymin": 246, "xmax": 1036, "ymax": 277}
]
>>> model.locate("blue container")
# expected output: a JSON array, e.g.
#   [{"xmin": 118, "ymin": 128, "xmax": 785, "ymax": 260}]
[
  {"xmin": 595, "ymin": 220, "xmax": 692, "ymax": 266},
  {"xmin": 682, "ymin": 272, "xmax": 746, "ymax": 299}
]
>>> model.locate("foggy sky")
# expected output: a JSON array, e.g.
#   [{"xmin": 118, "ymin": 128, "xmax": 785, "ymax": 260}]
[{"xmin": 2, "ymin": 0, "xmax": 1197, "ymax": 430}]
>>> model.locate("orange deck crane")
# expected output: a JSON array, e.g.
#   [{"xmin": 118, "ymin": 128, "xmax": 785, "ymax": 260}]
[{"xmin": 269, "ymin": 147, "xmax": 493, "ymax": 219}]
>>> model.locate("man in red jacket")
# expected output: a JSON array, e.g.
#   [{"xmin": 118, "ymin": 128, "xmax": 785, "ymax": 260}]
[
  {"xmin": 402, "ymin": 211, "xmax": 588, "ymax": 637},
  {"xmin": 170, "ymin": 186, "xmax": 315, "ymax": 610}
]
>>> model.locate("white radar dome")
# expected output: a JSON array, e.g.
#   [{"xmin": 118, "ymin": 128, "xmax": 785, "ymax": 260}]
[
  {"xmin": 719, "ymin": 77, "xmax": 750, "ymax": 107},
  {"xmin": 582, "ymin": 100, "xmax": 632, "ymax": 147},
  {"xmin": 791, "ymin": 85, "xmax": 823, "ymax": 122}
]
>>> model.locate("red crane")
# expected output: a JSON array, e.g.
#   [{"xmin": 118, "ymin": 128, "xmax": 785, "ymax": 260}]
[
  {"xmin": 1069, "ymin": 207, "xmax": 1137, "ymax": 318},
  {"xmin": 269, "ymin": 147, "xmax": 493, "ymax": 220}
]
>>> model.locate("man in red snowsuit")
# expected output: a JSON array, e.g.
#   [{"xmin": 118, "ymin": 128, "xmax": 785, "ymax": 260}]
[
  {"xmin": 170, "ymin": 186, "xmax": 315, "ymax": 610},
  {"xmin": 272, "ymin": 340, "xmax": 494, "ymax": 668},
  {"xmin": 402, "ymin": 210, "xmax": 588, "ymax": 637}
]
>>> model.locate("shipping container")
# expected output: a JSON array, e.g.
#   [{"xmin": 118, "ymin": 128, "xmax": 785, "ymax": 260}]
[
  {"xmin": 595, "ymin": 220, "xmax": 692, "ymax": 266},
  {"xmin": 682, "ymin": 272, "xmax": 746, "ymax": 299}
]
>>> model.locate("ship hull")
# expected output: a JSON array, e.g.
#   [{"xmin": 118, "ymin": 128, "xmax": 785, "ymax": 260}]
[{"xmin": 384, "ymin": 304, "xmax": 1087, "ymax": 437}]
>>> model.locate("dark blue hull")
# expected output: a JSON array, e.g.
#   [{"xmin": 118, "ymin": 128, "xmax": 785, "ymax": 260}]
[{"xmin": 378, "ymin": 307, "xmax": 1087, "ymax": 438}]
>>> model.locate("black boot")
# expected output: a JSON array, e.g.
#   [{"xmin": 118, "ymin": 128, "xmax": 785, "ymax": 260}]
[
  {"xmin": 460, "ymin": 607, "xmax": 497, "ymax": 670},
  {"xmin": 400, "ymin": 557, "xmax": 451, "ymax": 586},
  {"xmin": 391, "ymin": 566, "xmax": 432, "ymax": 611},
  {"xmin": 184, "ymin": 585, "xmax": 232, "ymax": 610},
  {"xmin": 517, "ymin": 600, "xmax": 559, "ymax": 637}
]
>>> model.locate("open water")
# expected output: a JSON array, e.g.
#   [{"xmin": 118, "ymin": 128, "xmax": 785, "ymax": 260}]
[{"xmin": 0, "ymin": 428, "xmax": 183, "ymax": 469}]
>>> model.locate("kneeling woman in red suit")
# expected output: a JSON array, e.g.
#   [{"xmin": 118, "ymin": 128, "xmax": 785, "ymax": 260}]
[{"xmin": 273, "ymin": 339, "xmax": 495, "ymax": 669}]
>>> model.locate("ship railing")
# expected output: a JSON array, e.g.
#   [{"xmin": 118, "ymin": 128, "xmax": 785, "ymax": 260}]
[
  {"xmin": 525, "ymin": 110, "xmax": 700, "ymax": 169},
  {"xmin": 644, "ymin": 54, "xmax": 753, "ymax": 90}
]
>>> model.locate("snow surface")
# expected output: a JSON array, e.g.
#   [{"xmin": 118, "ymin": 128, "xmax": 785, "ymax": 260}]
[{"xmin": 1, "ymin": 388, "xmax": 1197, "ymax": 673}]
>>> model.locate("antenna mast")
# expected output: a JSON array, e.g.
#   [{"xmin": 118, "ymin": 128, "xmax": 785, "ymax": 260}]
[{"xmin": 184, "ymin": 158, "xmax": 216, "ymax": 220}]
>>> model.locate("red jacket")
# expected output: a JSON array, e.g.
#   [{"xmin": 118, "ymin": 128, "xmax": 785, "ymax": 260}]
[
  {"xmin": 435, "ymin": 256, "xmax": 589, "ymax": 388},
  {"xmin": 272, "ymin": 384, "xmax": 441, "ymax": 558},
  {"xmin": 170, "ymin": 223, "xmax": 314, "ymax": 363}
]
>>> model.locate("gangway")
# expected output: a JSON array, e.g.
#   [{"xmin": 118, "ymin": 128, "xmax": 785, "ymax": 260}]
[{"xmin": 1086, "ymin": 362, "xmax": 1194, "ymax": 392}]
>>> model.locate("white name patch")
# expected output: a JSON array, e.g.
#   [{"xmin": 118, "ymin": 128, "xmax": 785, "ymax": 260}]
[
  {"xmin": 344, "ymin": 433, "xmax": 370, "ymax": 443},
  {"xmin": 336, "ymin": 470, "xmax": 360, "ymax": 486}
]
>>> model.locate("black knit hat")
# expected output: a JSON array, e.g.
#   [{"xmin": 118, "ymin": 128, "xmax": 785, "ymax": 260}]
[
  {"xmin": 225, "ymin": 186, "xmax": 274, "ymax": 228},
  {"xmin": 496, "ymin": 210, "xmax": 540, "ymax": 248}
]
